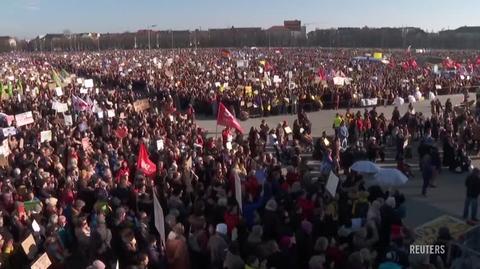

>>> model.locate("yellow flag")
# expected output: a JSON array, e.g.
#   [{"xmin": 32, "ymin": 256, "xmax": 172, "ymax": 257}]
[
  {"xmin": 245, "ymin": 86, "xmax": 252, "ymax": 97},
  {"xmin": 259, "ymin": 60, "xmax": 266, "ymax": 66},
  {"xmin": 373, "ymin": 52, "xmax": 382, "ymax": 59}
]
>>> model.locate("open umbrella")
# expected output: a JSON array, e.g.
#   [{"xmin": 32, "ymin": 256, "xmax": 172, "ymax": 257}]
[
  {"xmin": 351, "ymin": 161, "xmax": 380, "ymax": 174},
  {"xmin": 370, "ymin": 168, "xmax": 409, "ymax": 187}
]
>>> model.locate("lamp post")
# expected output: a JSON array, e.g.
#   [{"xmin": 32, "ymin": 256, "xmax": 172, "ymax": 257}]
[{"xmin": 148, "ymin": 24, "xmax": 157, "ymax": 50}]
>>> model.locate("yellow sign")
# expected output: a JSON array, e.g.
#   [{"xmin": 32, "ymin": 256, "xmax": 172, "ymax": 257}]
[
  {"xmin": 373, "ymin": 52, "xmax": 382, "ymax": 59},
  {"xmin": 245, "ymin": 86, "xmax": 253, "ymax": 97},
  {"xmin": 415, "ymin": 215, "xmax": 473, "ymax": 245}
]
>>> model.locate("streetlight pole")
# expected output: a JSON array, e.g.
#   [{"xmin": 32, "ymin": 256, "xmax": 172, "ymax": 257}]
[
  {"xmin": 171, "ymin": 30, "xmax": 174, "ymax": 50},
  {"xmin": 148, "ymin": 24, "xmax": 157, "ymax": 50}
]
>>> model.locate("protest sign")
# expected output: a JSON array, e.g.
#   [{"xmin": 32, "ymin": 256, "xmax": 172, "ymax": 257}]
[
  {"xmin": 84, "ymin": 79, "xmax": 94, "ymax": 88},
  {"xmin": 31, "ymin": 252, "xmax": 52, "ymax": 269},
  {"xmin": 55, "ymin": 87, "xmax": 63, "ymax": 96},
  {"xmin": 32, "ymin": 220, "xmax": 41, "ymax": 233},
  {"xmin": 40, "ymin": 130, "xmax": 52, "ymax": 143},
  {"xmin": 156, "ymin": 139, "xmax": 164, "ymax": 151},
  {"xmin": 326, "ymin": 171, "xmax": 339, "ymax": 197},
  {"xmin": 236, "ymin": 60, "xmax": 248, "ymax": 68},
  {"xmin": 21, "ymin": 234, "xmax": 37, "ymax": 259},
  {"xmin": 82, "ymin": 138, "xmax": 93, "ymax": 153},
  {"xmin": 0, "ymin": 139, "xmax": 10, "ymax": 157},
  {"xmin": 55, "ymin": 102, "xmax": 68, "ymax": 113},
  {"xmin": 15, "ymin": 111, "xmax": 34, "ymax": 127},
  {"xmin": 284, "ymin": 126, "xmax": 292, "ymax": 135},
  {"xmin": 107, "ymin": 109, "xmax": 115, "ymax": 118},
  {"xmin": 64, "ymin": 115, "xmax": 73, "ymax": 126},
  {"xmin": 2, "ymin": 127, "xmax": 16, "ymax": 136},
  {"xmin": 24, "ymin": 200, "xmax": 41, "ymax": 212},
  {"xmin": 133, "ymin": 99, "xmax": 150, "ymax": 112},
  {"xmin": 80, "ymin": 87, "xmax": 88, "ymax": 94}
]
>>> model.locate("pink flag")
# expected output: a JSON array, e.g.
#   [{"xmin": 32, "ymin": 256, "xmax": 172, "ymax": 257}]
[{"xmin": 217, "ymin": 103, "xmax": 243, "ymax": 133}]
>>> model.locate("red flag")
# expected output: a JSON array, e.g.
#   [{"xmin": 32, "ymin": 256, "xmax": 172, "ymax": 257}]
[
  {"xmin": 317, "ymin": 68, "xmax": 326, "ymax": 80},
  {"xmin": 409, "ymin": 59, "xmax": 418, "ymax": 69},
  {"xmin": 443, "ymin": 58, "xmax": 454, "ymax": 69},
  {"xmin": 221, "ymin": 49, "xmax": 231, "ymax": 58},
  {"xmin": 264, "ymin": 61, "xmax": 273, "ymax": 72},
  {"xmin": 217, "ymin": 103, "xmax": 243, "ymax": 133},
  {"xmin": 475, "ymin": 56, "xmax": 480, "ymax": 65},
  {"xmin": 137, "ymin": 143, "xmax": 157, "ymax": 176}
]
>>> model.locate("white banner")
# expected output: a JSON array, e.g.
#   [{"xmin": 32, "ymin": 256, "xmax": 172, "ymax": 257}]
[
  {"xmin": 360, "ymin": 98, "xmax": 378, "ymax": 107},
  {"xmin": 84, "ymin": 79, "xmax": 94, "ymax": 88},
  {"xmin": 15, "ymin": 111, "xmax": 34, "ymax": 127},
  {"xmin": 2, "ymin": 127, "xmax": 17, "ymax": 136}
]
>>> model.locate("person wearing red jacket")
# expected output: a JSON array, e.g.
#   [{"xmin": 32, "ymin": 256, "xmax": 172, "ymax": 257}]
[{"xmin": 116, "ymin": 160, "xmax": 130, "ymax": 183}]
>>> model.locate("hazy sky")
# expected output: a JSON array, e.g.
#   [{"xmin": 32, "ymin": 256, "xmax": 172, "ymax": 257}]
[{"xmin": 1, "ymin": 0, "xmax": 478, "ymax": 39}]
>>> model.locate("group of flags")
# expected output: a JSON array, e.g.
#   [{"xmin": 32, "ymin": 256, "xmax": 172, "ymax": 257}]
[
  {"xmin": 0, "ymin": 82, "xmax": 14, "ymax": 97},
  {"xmin": 401, "ymin": 59, "xmax": 418, "ymax": 70}
]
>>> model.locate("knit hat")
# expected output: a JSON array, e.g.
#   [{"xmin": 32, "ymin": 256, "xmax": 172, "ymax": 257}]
[{"xmin": 216, "ymin": 223, "xmax": 228, "ymax": 235}]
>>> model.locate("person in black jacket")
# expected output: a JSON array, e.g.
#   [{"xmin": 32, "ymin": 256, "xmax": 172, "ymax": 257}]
[{"xmin": 463, "ymin": 168, "xmax": 480, "ymax": 222}]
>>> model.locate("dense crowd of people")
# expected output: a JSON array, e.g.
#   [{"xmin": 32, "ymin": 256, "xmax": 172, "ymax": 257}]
[
  {"xmin": 2, "ymin": 48, "xmax": 480, "ymax": 118},
  {"xmin": 0, "ymin": 48, "xmax": 479, "ymax": 269}
]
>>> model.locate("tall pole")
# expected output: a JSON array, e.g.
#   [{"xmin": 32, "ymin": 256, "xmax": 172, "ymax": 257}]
[
  {"xmin": 148, "ymin": 30, "xmax": 151, "ymax": 50},
  {"xmin": 171, "ymin": 30, "xmax": 174, "ymax": 50},
  {"xmin": 147, "ymin": 25, "xmax": 156, "ymax": 50}
]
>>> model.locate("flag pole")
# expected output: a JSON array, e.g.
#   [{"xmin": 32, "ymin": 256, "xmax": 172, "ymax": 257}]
[{"xmin": 215, "ymin": 102, "xmax": 219, "ymax": 139}]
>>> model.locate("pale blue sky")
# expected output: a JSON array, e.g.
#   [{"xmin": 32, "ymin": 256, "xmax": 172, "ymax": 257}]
[{"xmin": 1, "ymin": 0, "xmax": 479, "ymax": 39}]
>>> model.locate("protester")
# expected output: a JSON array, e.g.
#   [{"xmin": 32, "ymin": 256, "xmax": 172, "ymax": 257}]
[{"xmin": 0, "ymin": 48, "xmax": 478, "ymax": 269}]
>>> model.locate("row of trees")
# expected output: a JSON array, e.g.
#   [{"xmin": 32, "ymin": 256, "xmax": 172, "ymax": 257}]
[{"xmin": 3, "ymin": 26, "xmax": 480, "ymax": 52}]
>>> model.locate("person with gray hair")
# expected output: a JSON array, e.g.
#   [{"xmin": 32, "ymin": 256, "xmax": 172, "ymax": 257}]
[{"xmin": 207, "ymin": 223, "xmax": 229, "ymax": 269}]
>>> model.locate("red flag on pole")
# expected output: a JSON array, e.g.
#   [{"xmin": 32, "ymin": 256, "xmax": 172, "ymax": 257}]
[
  {"xmin": 217, "ymin": 103, "xmax": 243, "ymax": 133},
  {"xmin": 137, "ymin": 143, "xmax": 157, "ymax": 176}
]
